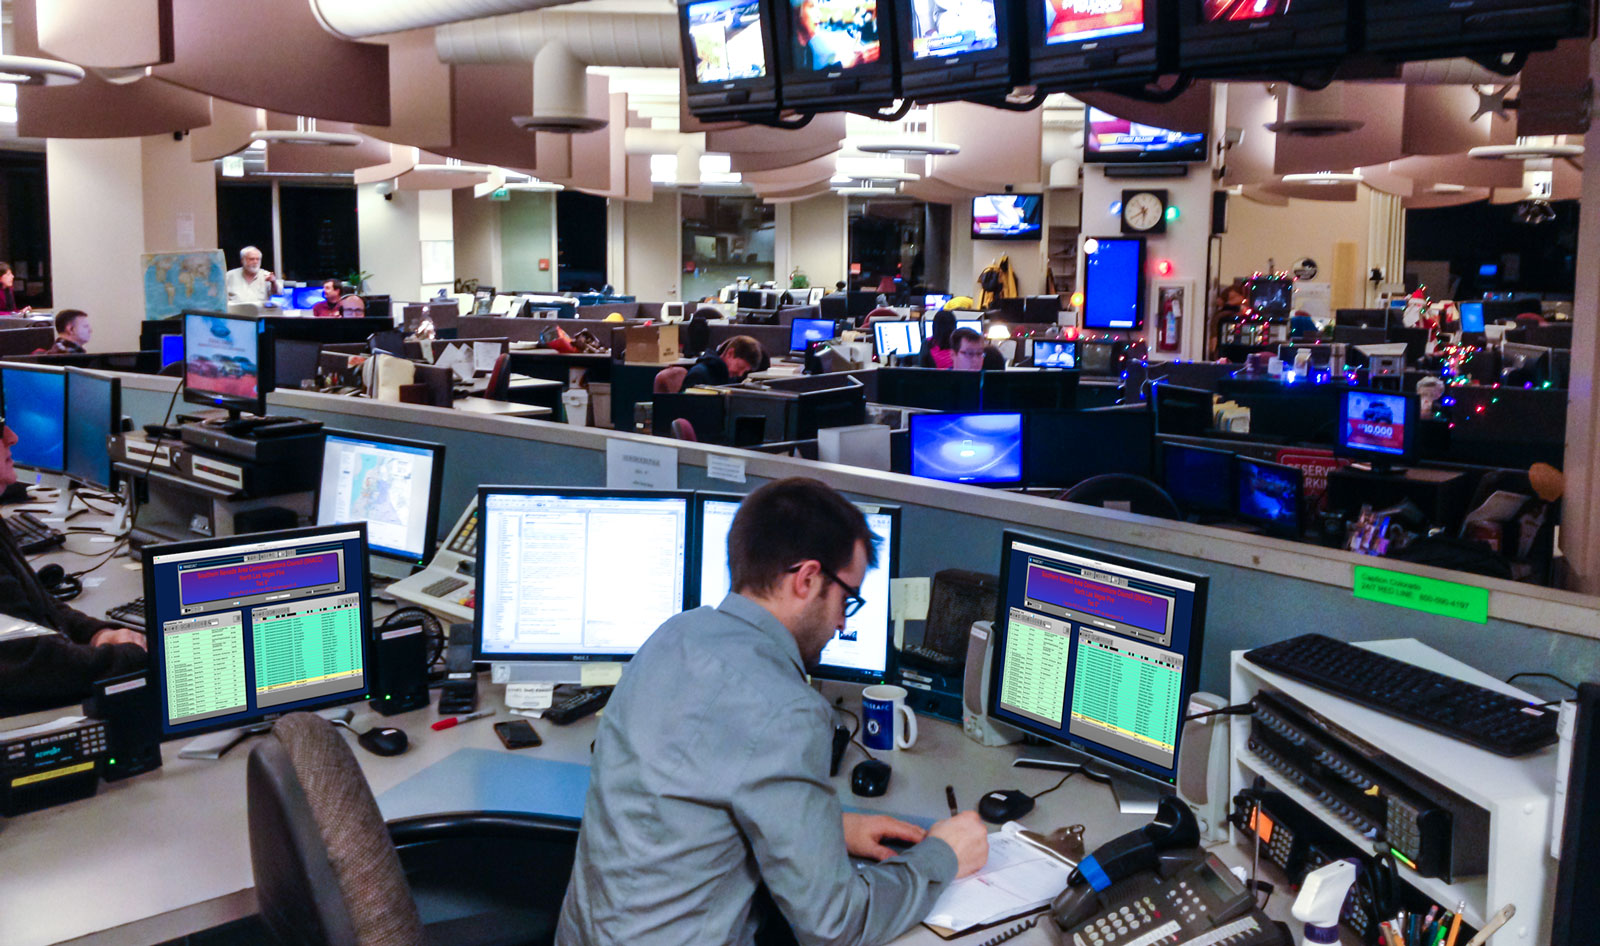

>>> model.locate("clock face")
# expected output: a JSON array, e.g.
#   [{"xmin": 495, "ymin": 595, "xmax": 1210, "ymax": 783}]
[{"xmin": 1123, "ymin": 192, "xmax": 1165, "ymax": 232}]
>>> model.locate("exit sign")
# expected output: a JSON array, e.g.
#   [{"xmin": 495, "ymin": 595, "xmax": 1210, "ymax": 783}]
[{"xmin": 490, "ymin": 188, "xmax": 510, "ymax": 201}]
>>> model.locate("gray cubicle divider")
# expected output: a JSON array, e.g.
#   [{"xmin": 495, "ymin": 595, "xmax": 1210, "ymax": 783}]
[{"xmin": 111, "ymin": 373, "xmax": 1600, "ymax": 697}]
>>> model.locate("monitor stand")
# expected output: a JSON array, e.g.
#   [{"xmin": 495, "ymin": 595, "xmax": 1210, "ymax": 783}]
[
  {"xmin": 1012, "ymin": 745, "xmax": 1164, "ymax": 816},
  {"xmin": 177, "ymin": 706, "xmax": 354, "ymax": 760}
]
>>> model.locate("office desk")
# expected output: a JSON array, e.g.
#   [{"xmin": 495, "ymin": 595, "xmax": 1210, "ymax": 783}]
[{"xmin": 452, "ymin": 397, "xmax": 552, "ymax": 418}]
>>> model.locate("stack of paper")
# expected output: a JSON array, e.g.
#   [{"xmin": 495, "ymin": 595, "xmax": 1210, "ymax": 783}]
[{"xmin": 922, "ymin": 821, "xmax": 1076, "ymax": 936}]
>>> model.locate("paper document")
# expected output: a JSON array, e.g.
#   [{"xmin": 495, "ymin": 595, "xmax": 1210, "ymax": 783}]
[
  {"xmin": 505, "ymin": 683, "xmax": 555, "ymax": 711},
  {"xmin": 434, "ymin": 343, "xmax": 474, "ymax": 382},
  {"xmin": 1460, "ymin": 490, "xmax": 1530, "ymax": 532},
  {"xmin": 922, "ymin": 822, "xmax": 1075, "ymax": 934},
  {"xmin": 473, "ymin": 341, "xmax": 501, "ymax": 374}
]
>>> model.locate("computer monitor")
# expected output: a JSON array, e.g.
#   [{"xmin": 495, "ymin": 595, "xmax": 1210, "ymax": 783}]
[
  {"xmin": 793, "ymin": 380, "xmax": 868, "ymax": 440},
  {"xmin": 924, "ymin": 294, "xmax": 953, "ymax": 311},
  {"xmin": 1553, "ymin": 681, "xmax": 1600, "ymax": 946},
  {"xmin": 159, "ymin": 333, "xmax": 185, "ymax": 370},
  {"xmin": 1337, "ymin": 388, "xmax": 1418, "ymax": 471},
  {"xmin": 909, "ymin": 412, "xmax": 1024, "ymax": 487},
  {"xmin": 696, "ymin": 494, "xmax": 899, "ymax": 684},
  {"xmin": 0, "ymin": 364, "xmax": 66, "ymax": 473},
  {"xmin": 1458, "ymin": 301, "xmax": 1486, "ymax": 334},
  {"xmin": 143, "ymin": 524, "xmax": 374, "ymax": 742},
  {"xmin": 1501, "ymin": 342, "xmax": 1554, "ymax": 387},
  {"xmin": 789, "ymin": 318, "xmax": 837, "ymax": 354},
  {"xmin": 315, "ymin": 430, "xmax": 446, "ymax": 579},
  {"xmin": 289, "ymin": 286, "xmax": 324, "ymax": 310},
  {"xmin": 1024, "ymin": 409, "xmax": 1153, "ymax": 488},
  {"xmin": 1032, "ymin": 339, "xmax": 1077, "ymax": 368},
  {"xmin": 922, "ymin": 319, "xmax": 984, "ymax": 338},
  {"xmin": 653, "ymin": 393, "xmax": 728, "ymax": 443},
  {"xmin": 183, "ymin": 311, "xmax": 273, "ymax": 417},
  {"xmin": 1334, "ymin": 308, "xmax": 1389, "ymax": 329},
  {"xmin": 1083, "ymin": 237, "xmax": 1144, "ymax": 330},
  {"xmin": 1234, "ymin": 456, "xmax": 1303, "ymax": 538},
  {"xmin": 990, "ymin": 532, "xmax": 1208, "ymax": 809},
  {"xmin": 64, "ymin": 368, "xmax": 121, "ymax": 491},
  {"xmin": 980, "ymin": 370, "xmax": 1079, "ymax": 412},
  {"xmin": 1150, "ymin": 382, "xmax": 1214, "ymax": 437},
  {"xmin": 1386, "ymin": 326, "xmax": 1430, "ymax": 363},
  {"xmin": 1160, "ymin": 441, "xmax": 1233, "ymax": 520},
  {"xmin": 873, "ymin": 367, "xmax": 983, "ymax": 412},
  {"xmin": 473, "ymin": 488, "xmax": 693, "ymax": 681},
  {"xmin": 873, "ymin": 321, "xmax": 923, "ymax": 359}
]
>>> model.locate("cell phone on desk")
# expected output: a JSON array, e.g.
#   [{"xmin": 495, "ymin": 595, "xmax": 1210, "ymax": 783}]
[{"xmin": 494, "ymin": 720, "xmax": 541, "ymax": 749}]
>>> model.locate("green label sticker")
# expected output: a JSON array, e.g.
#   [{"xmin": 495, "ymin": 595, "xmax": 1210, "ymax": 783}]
[{"xmin": 1352, "ymin": 565, "xmax": 1488, "ymax": 623}]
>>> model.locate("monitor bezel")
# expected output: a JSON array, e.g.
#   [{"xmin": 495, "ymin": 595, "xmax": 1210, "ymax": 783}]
[
  {"xmin": 1232, "ymin": 454, "xmax": 1304, "ymax": 538},
  {"xmin": 181, "ymin": 310, "xmax": 274, "ymax": 417},
  {"xmin": 1365, "ymin": 0, "xmax": 1589, "ymax": 61},
  {"xmin": 314, "ymin": 428, "xmax": 447, "ymax": 569},
  {"xmin": 473, "ymin": 486, "xmax": 697, "ymax": 663},
  {"xmin": 679, "ymin": 0, "xmax": 783, "ymax": 120},
  {"xmin": 1025, "ymin": 0, "xmax": 1166, "ymax": 91},
  {"xmin": 0, "ymin": 362, "xmax": 67, "ymax": 474},
  {"xmin": 1082, "ymin": 236, "xmax": 1146, "ymax": 330},
  {"xmin": 63, "ymin": 367, "xmax": 121, "ymax": 491},
  {"xmin": 988, "ymin": 530, "xmax": 1208, "ymax": 787},
  {"xmin": 908, "ymin": 410, "xmax": 1026, "ymax": 487},
  {"xmin": 1031, "ymin": 338, "xmax": 1079, "ymax": 369},
  {"xmin": 1159, "ymin": 439, "xmax": 1235, "ymax": 517},
  {"xmin": 894, "ymin": 0, "xmax": 1015, "ymax": 102},
  {"xmin": 1177, "ymin": 0, "xmax": 1354, "ymax": 76},
  {"xmin": 1336, "ymin": 387, "xmax": 1419, "ymax": 467},
  {"xmin": 142, "ymin": 522, "xmax": 375, "ymax": 741},
  {"xmin": 772, "ymin": 0, "xmax": 899, "ymax": 111},
  {"xmin": 1150, "ymin": 381, "xmax": 1215, "ymax": 436}
]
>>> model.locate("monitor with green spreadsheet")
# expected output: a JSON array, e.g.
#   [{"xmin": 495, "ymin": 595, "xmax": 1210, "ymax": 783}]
[
  {"xmin": 143, "ymin": 524, "xmax": 374, "ymax": 740},
  {"xmin": 988, "ymin": 531, "xmax": 1207, "ymax": 809}
]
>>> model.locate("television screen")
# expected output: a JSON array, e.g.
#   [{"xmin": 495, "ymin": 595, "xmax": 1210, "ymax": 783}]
[
  {"xmin": 1458, "ymin": 301, "xmax": 1485, "ymax": 334},
  {"xmin": 289, "ymin": 286, "xmax": 324, "ymax": 310},
  {"xmin": 159, "ymin": 333, "xmax": 185, "ymax": 369},
  {"xmin": 1203, "ymin": 0, "xmax": 1287, "ymax": 20},
  {"xmin": 790, "ymin": 317, "xmax": 837, "ymax": 352},
  {"xmin": 1046, "ymin": 0, "xmax": 1145, "ymax": 44},
  {"xmin": 1033, "ymin": 339, "xmax": 1077, "ymax": 368},
  {"xmin": 1179, "ymin": 0, "xmax": 1350, "ymax": 76},
  {"xmin": 924, "ymin": 293, "xmax": 953, "ymax": 310},
  {"xmin": 910, "ymin": 412, "xmax": 1024, "ymax": 485},
  {"xmin": 685, "ymin": 0, "xmax": 769, "ymax": 83},
  {"xmin": 1084, "ymin": 107, "xmax": 1206, "ymax": 163},
  {"xmin": 972, "ymin": 194, "xmax": 1043, "ymax": 240},
  {"xmin": 184, "ymin": 312, "xmax": 266, "ymax": 414},
  {"xmin": 789, "ymin": 0, "xmax": 882, "ymax": 73},
  {"xmin": 1235, "ymin": 457, "xmax": 1301, "ymax": 536},
  {"xmin": 1341, "ymin": 390, "xmax": 1410, "ymax": 457},
  {"xmin": 1082, "ymin": 237, "xmax": 1144, "ymax": 330},
  {"xmin": 909, "ymin": 0, "xmax": 999, "ymax": 58}
]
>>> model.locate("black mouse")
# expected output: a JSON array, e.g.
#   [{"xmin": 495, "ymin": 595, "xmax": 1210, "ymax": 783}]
[
  {"xmin": 977, "ymin": 789, "xmax": 1035, "ymax": 824},
  {"xmin": 357, "ymin": 726, "xmax": 409, "ymax": 757},
  {"xmin": 851, "ymin": 759, "xmax": 892, "ymax": 797}
]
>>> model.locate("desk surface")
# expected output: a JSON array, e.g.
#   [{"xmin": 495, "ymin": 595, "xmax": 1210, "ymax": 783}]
[{"xmin": 453, "ymin": 397, "xmax": 552, "ymax": 417}]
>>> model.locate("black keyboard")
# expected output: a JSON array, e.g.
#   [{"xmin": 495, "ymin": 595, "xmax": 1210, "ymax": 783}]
[
  {"xmin": 106, "ymin": 596, "xmax": 147, "ymax": 628},
  {"xmin": 7, "ymin": 511, "xmax": 64, "ymax": 554},
  {"xmin": 897, "ymin": 642, "xmax": 965, "ymax": 675},
  {"xmin": 1243, "ymin": 633, "xmax": 1558, "ymax": 757},
  {"xmin": 545, "ymin": 686, "xmax": 612, "ymax": 725}
]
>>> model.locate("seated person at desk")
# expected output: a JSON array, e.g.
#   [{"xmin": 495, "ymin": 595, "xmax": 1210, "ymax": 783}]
[
  {"xmin": 224, "ymin": 246, "xmax": 282, "ymax": 304},
  {"xmin": 0, "ymin": 425, "xmax": 145, "ymax": 714},
  {"xmin": 920, "ymin": 310, "xmax": 957, "ymax": 369},
  {"xmin": 558, "ymin": 477, "xmax": 986, "ymax": 946},
  {"xmin": 679, "ymin": 335, "xmax": 765, "ymax": 389},
  {"xmin": 44, "ymin": 309, "xmax": 91, "ymax": 354},
  {"xmin": 0, "ymin": 262, "xmax": 30, "ymax": 314},
  {"xmin": 311, "ymin": 280, "xmax": 365, "ymax": 318},
  {"xmin": 949, "ymin": 327, "xmax": 1004, "ymax": 371}
]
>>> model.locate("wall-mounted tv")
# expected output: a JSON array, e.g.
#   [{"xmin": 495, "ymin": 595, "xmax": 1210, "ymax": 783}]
[
  {"xmin": 972, "ymin": 194, "xmax": 1043, "ymax": 240},
  {"xmin": 774, "ymin": 0, "xmax": 898, "ymax": 112},
  {"xmin": 1365, "ymin": 0, "xmax": 1588, "ymax": 62},
  {"xmin": 1024, "ymin": 0, "xmax": 1167, "ymax": 92},
  {"xmin": 1083, "ymin": 107, "xmax": 1207, "ymax": 164},
  {"xmin": 1177, "ymin": 0, "xmax": 1353, "ymax": 77},
  {"xmin": 680, "ymin": 0, "xmax": 782, "ymax": 121},
  {"xmin": 894, "ymin": 0, "xmax": 1016, "ymax": 102},
  {"xmin": 1082, "ymin": 236, "xmax": 1144, "ymax": 330}
]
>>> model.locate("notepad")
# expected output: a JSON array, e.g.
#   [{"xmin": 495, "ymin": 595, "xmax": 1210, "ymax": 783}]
[{"xmin": 922, "ymin": 822, "xmax": 1076, "ymax": 937}]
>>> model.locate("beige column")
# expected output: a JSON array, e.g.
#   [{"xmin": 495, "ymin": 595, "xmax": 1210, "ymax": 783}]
[{"xmin": 1559, "ymin": 37, "xmax": 1600, "ymax": 591}]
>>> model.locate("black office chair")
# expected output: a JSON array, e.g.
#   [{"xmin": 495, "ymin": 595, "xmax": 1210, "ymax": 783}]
[
  {"xmin": 247, "ymin": 713, "xmax": 577, "ymax": 946},
  {"xmin": 1057, "ymin": 475, "xmax": 1182, "ymax": 521}
]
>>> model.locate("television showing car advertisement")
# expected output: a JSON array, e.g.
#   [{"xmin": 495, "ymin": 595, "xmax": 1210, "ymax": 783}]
[
  {"xmin": 909, "ymin": 0, "xmax": 1000, "ymax": 58},
  {"xmin": 686, "ymin": 0, "xmax": 770, "ymax": 83},
  {"xmin": 1043, "ymin": 0, "xmax": 1144, "ymax": 45},
  {"xmin": 1343, "ymin": 390, "xmax": 1407, "ymax": 455}
]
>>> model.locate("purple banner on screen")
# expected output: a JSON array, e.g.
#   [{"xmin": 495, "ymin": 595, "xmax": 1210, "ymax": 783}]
[
  {"xmin": 1026, "ymin": 565, "xmax": 1169, "ymax": 631},
  {"xmin": 180, "ymin": 552, "xmax": 340, "ymax": 604}
]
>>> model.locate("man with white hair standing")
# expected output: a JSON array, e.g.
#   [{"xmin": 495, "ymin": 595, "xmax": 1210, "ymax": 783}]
[{"xmin": 225, "ymin": 246, "xmax": 281, "ymax": 304}]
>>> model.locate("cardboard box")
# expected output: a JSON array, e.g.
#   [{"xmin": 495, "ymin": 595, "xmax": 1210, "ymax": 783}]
[{"xmin": 623, "ymin": 324, "xmax": 680, "ymax": 364}]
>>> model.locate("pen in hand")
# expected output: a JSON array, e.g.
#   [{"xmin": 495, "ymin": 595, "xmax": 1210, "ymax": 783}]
[{"xmin": 945, "ymin": 785, "xmax": 959, "ymax": 817}]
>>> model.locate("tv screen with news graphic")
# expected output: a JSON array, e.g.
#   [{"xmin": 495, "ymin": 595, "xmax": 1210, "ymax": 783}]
[
  {"xmin": 1341, "ymin": 390, "xmax": 1409, "ymax": 456},
  {"xmin": 685, "ymin": 0, "xmax": 770, "ymax": 83},
  {"xmin": 1084, "ymin": 107, "xmax": 1206, "ymax": 162},
  {"xmin": 972, "ymin": 194, "xmax": 1043, "ymax": 240},
  {"xmin": 909, "ymin": 0, "xmax": 1000, "ymax": 58},
  {"xmin": 1043, "ymin": 0, "xmax": 1145, "ymax": 44},
  {"xmin": 789, "ymin": 0, "xmax": 882, "ymax": 73},
  {"xmin": 1203, "ymin": 0, "xmax": 1290, "ymax": 21}
]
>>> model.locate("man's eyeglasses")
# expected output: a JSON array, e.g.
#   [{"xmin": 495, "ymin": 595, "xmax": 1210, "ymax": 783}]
[{"xmin": 789, "ymin": 562, "xmax": 865, "ymax": 618}]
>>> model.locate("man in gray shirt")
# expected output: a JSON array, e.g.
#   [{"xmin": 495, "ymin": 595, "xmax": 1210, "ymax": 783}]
[{"xmin": 557, "ymin": 478, "xmax": 988, "ymax": 946}]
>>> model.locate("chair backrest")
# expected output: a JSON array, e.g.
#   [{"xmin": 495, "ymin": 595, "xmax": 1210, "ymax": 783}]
[
  {"xmin": 247, "ymin": 713, "xmax": 425, "ymax": 946},
  {"xmin": 485, "ymin": 352, "xmax": 511, "ymax": 401},
  {"xmin": 653, "ymin": 365, "xmax": 688, "ymax": 394},
  {"xmin": 1059, "ymin": 474, "xmax": 1182, "ymax": 521},
  {"xmin": 671, "ymin": 417, "xmax": 699, "ymax": 442}
]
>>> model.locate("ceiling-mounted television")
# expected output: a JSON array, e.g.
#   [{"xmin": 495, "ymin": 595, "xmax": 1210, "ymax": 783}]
[
  {"xmin": 773, "ymin": 0, "xmax": 899, "ymax": 112},
  {"xmin": 1083, "ymin": 107, "xmax": 1207, "ymax": 163},
  {"xmin": 1177, "ymin": 0, "xmax": 1354, "ymax": 78},
  {"xmin": 1365, "ymin": 0, "xmax": 1588, "ymax": 62},
  {"xmin": 1023, "ymin": 0, "xmax": 1168, "ymax": 92},
  {"xmin": 679, "ymin": 0, "xmax": 783, "ymax": 121},
  {"xmin": 893, "ymin": 0, "xmax": 1017, "ymax": 102},
  {"xmin": 972, "ymin": 194, "xmax": 1043, "ymax": 240}
]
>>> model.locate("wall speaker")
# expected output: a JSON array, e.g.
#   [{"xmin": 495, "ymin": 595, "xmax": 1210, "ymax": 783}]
[
  {"xmin": 1211, "ymin": 190, "xmax": 1229, "ymax": 235},
  {"xmin": 82, "ymin": 671, "xmax": 163, "ymax": 782},
  {"xmin": 371, "ymin": 617, "xmax": 431, "ymax": 716},
  {"xmin": 961, "ymin": 620, "xmax": 1022, "ymax": 747},
  {"xmin": 1177, "ymin": 691, "xmax": 1231, "ymax": 842}
]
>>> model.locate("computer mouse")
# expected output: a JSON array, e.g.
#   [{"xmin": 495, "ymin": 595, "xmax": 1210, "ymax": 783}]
[
  {"xmin": 977, "ymin": 789, "xmax": 1035, "ymax": 824},
  {"xmin": 357, "ymin": 726, "xmax": 409, "ymax": 757},
  {"xmin": 851, "ymin": 759, "xmax": 892, "ymax": 797}
]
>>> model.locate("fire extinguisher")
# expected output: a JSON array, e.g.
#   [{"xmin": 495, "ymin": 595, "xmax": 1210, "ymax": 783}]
[{"xmin": 1157, "ymin": 293, "xmax": 1181, "ymax": 351}]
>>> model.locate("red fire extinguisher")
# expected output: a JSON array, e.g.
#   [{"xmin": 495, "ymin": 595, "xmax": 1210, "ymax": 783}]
[{"xmin": 1157, "ymin": 291, "xmax": 1181, "ymax": 352}]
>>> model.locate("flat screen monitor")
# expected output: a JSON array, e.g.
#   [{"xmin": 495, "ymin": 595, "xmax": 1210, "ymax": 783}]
[
  {"xmin": 972, "ymin": 194, "xmax": 1043, "ymax": 240},
  {"xmin": 696, "ymin": 494, "xmax": 899, "ymax": 683},
  {"xmin": 1334, "ymin": 308, "xmax": 1389, "ymax": 329},
  {"xmin": 1160, "ymin": 441, "xmax": 1233, "ymax": 518},
  {"xmin": 1, "ymin": 364, "xmax": 66, "ymax": 473},
  {"xmin": 793, "ymin": 381, "xmax": 868, "ymax": 439},
  {"xmin": 873, "ymin": 366, "xmax": 982, "ymax": 412},
  {"xmin": 1247, "ymin": 277, "xmax": 1294, "ymax": 316},
  {"xmin": 1179, "ymin": 0, "xmax": 1351, "ymax": 76},
  {"xmin": 1337, "ymin": 388, "xmax": 1417, "ymax": 469},
  {"xmin": 909, "ymin": 412, "xmax": 1024, "ymax": 486},
  {"xmin": 1553, "ymin": 681, "xmax": 1600, "ymax": 946},
  {"xmin": 1502, "ymin": 341, "xmax": 1554, "ymax": 387},
  {"xmin": 1234, "ymin": 456, "xmax": 1302, "ymax": 538},
  {"xmin": 989, "ymin": 532, "xmax": 1207, "ymax": 795},
  {"xmin": 1026, "ymin": 0, "xmax": 1163, "ymax": 91},
  {"xmin": 183, "ymin": 311, "xmax": 272, "ymax": 417},
  {"xmin": 143, "ymin": 524, "xmax": 374, "ymax": 740},
  {"xmin": 1367, "ymin": 0, "xmax": 1589, "ymax": 62},
  {"xmin": 1457, "ymin": 301, "xmax": 1485, "ymax": 334},
  {"xmin": 653, "ymin": 393, "xmax": 728, "ymax": 443},
  {"xmin": 874, "ymin": 320, "xmax": 923, "ymax": 358},
  {"xmin": 680, "ymin": 0, "xmax": 780, "ymax": 121},
  {"xmin": 924, "ymin": 293, "xmax": 953, "ymax": 311},
  {"xmin": 1150, "ymin": 382, "xmax": 1214, "ymax": 436},
  {"xmin": 980, "ymin": 369, "xmax": 1079, "ymax": 412},
  {"xmin": 776, "ymin": 0, "xmax": 896, "ymax": 112},
  {"xmin": 474, "ymin": 488, "xmax": 693, "ymax": 668},
  {"xmin": 401, "ymin": 302, "xmax": 460, "ymax": 335},
  {"xmin": 1024, "ymin": 409, "xmax": 1153, "ymax": 487},
  {"xmin": 790, "ymin": 317, "xmax": 837, "ymax": 352},
  {"xmin": 922, "ymin": 318, "xmax": 984, "ymax": 338},
  {"xmin": 64, "ymin": 368, "xmax": 121, "ymax": 490},
  {"xmin": 1083, "ymin": 237, "xmax": 1144, "ymax": 330},
  {"xmin": 897, "ymin": 0, "xmax": 1013, "ymax": 101},
  {"xmin": 1033, "ymin": 339, "xmax": 1077, "ymax": 368},
  {"xmin": 289, "ymin": 286, "xmax": 324, "ymax": 310},
  {"xmin": 159, "ymin": 333, "xmax": 185, "ymax": 370},
  {"xmin": 316, "ymin": 431, "xmax": 446, "ymax": 574},
  {"xmin": 1083, "ymin": 107, "xmax": 1206, "ymax": 164}
]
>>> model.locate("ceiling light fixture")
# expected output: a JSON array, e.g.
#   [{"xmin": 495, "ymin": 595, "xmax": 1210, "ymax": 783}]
[
  {"xmin": 250, "ymin": 117, "xmax": 360, "ymax": 148},
  {"xmin": 852, "ymin": 140, "xmax": 960, "ymax": 157},
  {"xmin": 0, "ymin": 55, "xmax": 85, "ymax": 86},
  {"xmin": 1468, "ymin": 142, "xmax": 1584, "ymax": 160},
  {"xmin": 1281, "ymin": 171, "xmax": 1363, "ymax": 184}
]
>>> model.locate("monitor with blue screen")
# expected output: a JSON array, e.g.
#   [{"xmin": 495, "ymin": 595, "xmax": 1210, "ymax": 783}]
[
  {"xmin": 143, "ymin": 524, "xmax": 374, "ymax": 741},
  {"xmin": 922, "ymin": 318, "xmax": 983, "ymax": 338},
  {"xmin": 789, "ymin": 318, "xmax": 836, "ymax": 353},
  {"xmin": 909, "ymin": 412, "xmax": 1024, "ymax": 486},
  {"xmin": 1033, "ymin": 339, "xmax": 1077, "ymax": 368},
  {"xmin": 289, "ymin": 286, "xmax": 324, "ymax": 310},
  {"xmin": 159, "ymin": 333, "xmax": 185, "ymax": 369},
  {"xmin": 316, "ymin": 430, "xmax": 445, "ymax": 578},
  {"xmin": 1160, "ymin": 441, "xmax": 1232, "ymax": 519},
  {"xmin": 64, "ymin": 368, "xmax": 120, "ymax": 490},
  {"xmin": 1, "ymin": 364, "xmax": 66, "ymax": 473},
  {"xmin": 924, "ymin": 294, "xmax": 953, "ymax": 311},
  {"xmin": 989, "ymin": 532, "xmax": 1208, "ymax": 808},
  {"xmin": 1458, "ymin": 301, "xmax": 1485, "ymax": 334},
  {"xmin": 1083, "ymin": 237, "xmax": 1144, "ymax": 329},
  {"xmin": 696, "ymin": 494, "xmax": 898, "ymax": 684},
  {"xmin": 874, "ymin": 321, "xmax": 923, "ymax": 358}
]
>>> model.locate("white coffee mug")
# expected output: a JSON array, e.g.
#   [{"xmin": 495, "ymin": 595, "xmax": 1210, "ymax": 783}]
[{"xmin": 862, "ymin": 684, "xmax": 918, "ymax": 751}]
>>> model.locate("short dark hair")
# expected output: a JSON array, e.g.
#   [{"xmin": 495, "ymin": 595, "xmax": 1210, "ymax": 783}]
[
  {"xmin": 55, "ymin": 309, "xmax": 87, "ymax": 334},
  {"xmin": 721, "ymin": 335, "xmax": 765, "ymax": 367},
  {"xmin": 951, "ymin": 327, "xmax": 983, "ymax": 349},
  {"xmin": 0, "ymin": 262, "xmax": 12, "ymax": 278},
  {"xmin": 729, "ymin": 477, "xmax": 877, "ymax": 596}
]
